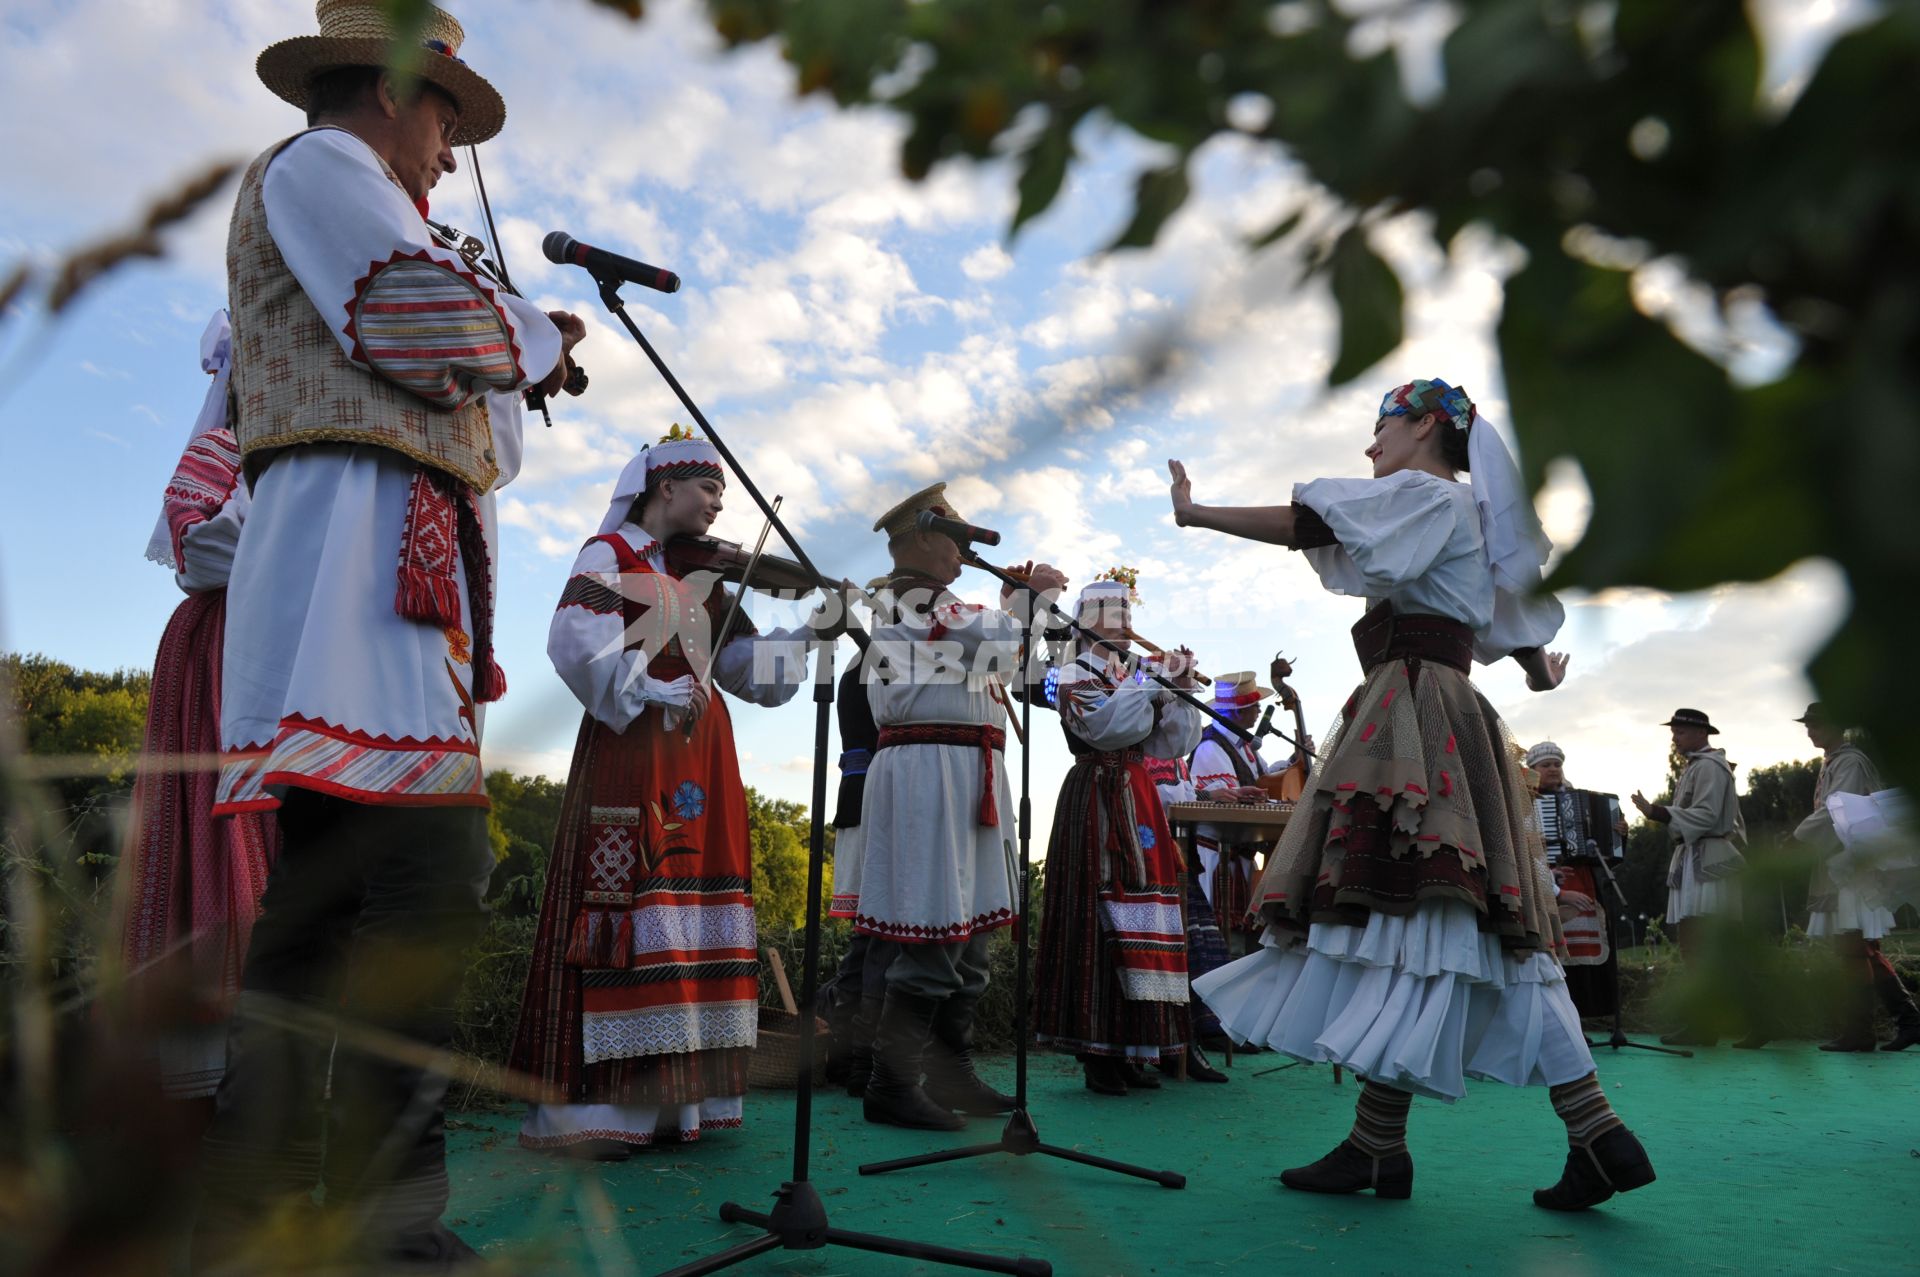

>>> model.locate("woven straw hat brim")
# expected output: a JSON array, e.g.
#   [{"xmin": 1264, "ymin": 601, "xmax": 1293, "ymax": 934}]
[{"xmin": 257, "ymin": 36, "xmax": 505, "ymax": 145}]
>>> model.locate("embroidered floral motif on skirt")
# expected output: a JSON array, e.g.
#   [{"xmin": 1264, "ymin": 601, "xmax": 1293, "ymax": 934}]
[
  {"xmin": 1252, "ymin": 652, "xmax": 1561, "ymax": 954},
  {"xmin": 1034, "ymin": 754, "xmax": 1190, "ymax": 1057},
  {"xmin": 509, "ymin": 680, "xmax": 759, "ymax": 1107}
]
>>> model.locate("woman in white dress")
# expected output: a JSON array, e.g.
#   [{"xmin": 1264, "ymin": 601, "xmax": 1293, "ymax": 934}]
[{"xmin": 1171, "ymin": 379, "xmax": 1655, "ymax": 1212}]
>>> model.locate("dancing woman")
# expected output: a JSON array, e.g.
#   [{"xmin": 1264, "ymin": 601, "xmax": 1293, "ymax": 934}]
[{"xmin": 1175, "ymin": 380, "xmax": 1655, "ymax": 1211}]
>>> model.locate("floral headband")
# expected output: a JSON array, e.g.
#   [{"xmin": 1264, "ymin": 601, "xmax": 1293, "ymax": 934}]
[
  {"xmin": 1379, "ymin": 379, "xmax": 1477, "ymax": 432},
  {"xmin": 1094, "ymin": 565, "xmax": 1141, "ymax": 604}
]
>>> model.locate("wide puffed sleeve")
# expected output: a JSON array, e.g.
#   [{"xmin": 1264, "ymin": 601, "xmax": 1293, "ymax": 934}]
[
  {"xmin": 1059, "ymin": 660, "xmax": 1158, "ymax": 752},
  {"xmin": 1144, "ymin": 689, "xmax": 1204, "ymax": 759},
  {"xmin": 163, "ymin": 427, "xmax": 247, "ymax": 593},
  {"xmin": 547, "ymin": 539, "xmax": 694, "ymax": 731},
  {"xmin": 1292, "ymin": 472, "xmax": 1465, "ymax": 598},
  {"xmin": 262, "ymin": 129, "xmax": 560, "ymax": 408},
  {"xmin": 711, "ymin": 623, "xmax": 813, "ymax": 708},
  {"xmin": 1190, "ymin": 738, "xmax": 1239, "ymax": 794}
]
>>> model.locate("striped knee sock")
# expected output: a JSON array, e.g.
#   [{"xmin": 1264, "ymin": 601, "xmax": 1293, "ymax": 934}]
[
  {"xmin": 1348, "ymin": 1080, "xmax": 1412, "ymax": 1158},
  {"xmin": 1549, "ymin": 1072, "xmax": 1624, "ymax": 1149}
]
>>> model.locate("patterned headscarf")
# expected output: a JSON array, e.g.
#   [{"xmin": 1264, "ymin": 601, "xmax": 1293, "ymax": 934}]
[{"xmin": 1379, "ymin": 378, "xmax": 1477, "ymax": 433}]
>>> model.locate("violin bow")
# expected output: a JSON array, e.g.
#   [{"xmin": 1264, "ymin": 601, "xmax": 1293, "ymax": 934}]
[{"xmin": 685, "ymin": 497, "xmax": 782, "ymax": 740}]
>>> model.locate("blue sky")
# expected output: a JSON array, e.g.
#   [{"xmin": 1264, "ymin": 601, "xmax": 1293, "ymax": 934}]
[{"xmin": 0, "ymin": 0, "xmax": 1865, "ymax": 822}]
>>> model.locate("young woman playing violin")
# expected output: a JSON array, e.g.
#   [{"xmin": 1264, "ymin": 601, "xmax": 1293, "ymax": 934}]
[{"xmin": 508, "ymin": 428, "xmax": 842, "ymax": 1160}]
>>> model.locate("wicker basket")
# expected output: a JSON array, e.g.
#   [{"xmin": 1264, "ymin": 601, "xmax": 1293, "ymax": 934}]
[
  {"xmin": 746, "ymin": 947, "xmax": 829, "ymax": 1090},
  {"xmin": 748, "ymin": 1005, "xmax": 829, "ymax": 1090}
]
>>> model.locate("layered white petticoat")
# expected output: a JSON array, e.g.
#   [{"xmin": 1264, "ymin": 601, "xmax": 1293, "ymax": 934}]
[
  {"xmin": 519, "ymin": 1097, "xmax": 744, "ymax": 1149},
  {"xmin": 1192, "ymin": 898, "xmax": 1593, "ymax": 1102},
  {"xmin": 1807, "ymin": 886, "xmax": 1896, "ymax": 940}
]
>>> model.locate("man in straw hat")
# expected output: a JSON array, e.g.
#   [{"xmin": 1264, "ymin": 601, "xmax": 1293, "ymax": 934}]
[
  {"xmin": 1633, "ymin": 708, "xmax": 1748, "ymax": 1047},
  {"xmin": 1189, "ymin": 670, "xmax": 1302, "ymax": 957},
  {"xmin": 197, "ymin": 3, "xmax": 583, "ymax": 1266},
  {"xmin": 1790, "ymin": 704, "xmax": 1920, "ymax": 1052},
  {"xmin": 852, "ymin": 482, "xmax": 1067, "ymax": 1129}
]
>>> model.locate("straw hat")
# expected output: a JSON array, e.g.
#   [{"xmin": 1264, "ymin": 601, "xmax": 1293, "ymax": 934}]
[
  {"xmin": 258, "ymin": 1, "xmax": 506, "ymax": 146},
  {"xmin": 1212, "ymin": 671, "xmax": 1273, "ymax": 709}
]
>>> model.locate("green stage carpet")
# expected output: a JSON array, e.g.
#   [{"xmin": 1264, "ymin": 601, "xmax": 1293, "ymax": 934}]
[{"xmin": 447, "ymin": 1045, "xmax": 1919, "ymax": 1275}]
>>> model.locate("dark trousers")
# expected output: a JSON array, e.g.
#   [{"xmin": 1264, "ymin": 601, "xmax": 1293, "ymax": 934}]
[{"xmin": 194, "ymin": 791, "xmax": 492, "ymax": 1263}]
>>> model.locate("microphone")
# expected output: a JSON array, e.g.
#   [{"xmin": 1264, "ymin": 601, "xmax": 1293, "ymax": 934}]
[
  {"xmin": 1256, "ymin": 703, "xmax": 1276, "ymax": 736},
  {"xmin": 916, "ymin": 509, "xmax": 1002, "ymax": 546},
  {"xmin": 542, "ymin": 231, "xmax": 681, "ymax": 293}
]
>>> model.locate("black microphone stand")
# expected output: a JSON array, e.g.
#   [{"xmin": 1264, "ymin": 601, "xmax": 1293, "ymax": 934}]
[
  {"xmin": 583, "ymin": 273, "xmax": 1047, "ymax": 1276},
  {"xmin": 858, "ymin": 551, "xmax": 1269, "ymax": 1189},
  {"xmin": 1577, "ymin": 843, "xmax": 1692, "ymax": 1059}
]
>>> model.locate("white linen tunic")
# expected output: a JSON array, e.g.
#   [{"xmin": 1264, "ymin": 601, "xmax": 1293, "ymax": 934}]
[
  {"xmin": 1193, "ymin": 469, "xmax": 1593, "ymax": 1102},
  {"xmin": 1190, "ymin": 732, "xmax": 1285, "ymax": 905},
  {"xmin": 215, "ymin": 130, "xmax": 560, "ymax": 814},
  {"xmin": 856, "ymin": 592, "xmax": 1022, "ymax": 943}
]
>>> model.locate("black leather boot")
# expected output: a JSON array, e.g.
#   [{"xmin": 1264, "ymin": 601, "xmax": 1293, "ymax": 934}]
[
  {"xmin": 863, "ymin": 991, "xmax": 966, "ymax": 1131},
  {"xmin": 1532, "ymin": 1127, "xmax": 1656, "ymax": 1211},
  {"xmin": 1081, "ymin": 1055, "xmax": 1130, "ymax": 1096},
  {"xmin": 923, "ymin": 995, "xmax": 1015, "ymax": 1115},
  {"xmin": 845, "ymin": 992, "xmax": 881, "ymax": 1097},
  {"xmin": 1278, "ymin": 1140, "xmax": 1413, "ymax": 1199},
  {"xmin": 1821, "ymin": 975, "xmax": 1879, "ymax": 1052},
  {"xmin": 1120, "ymin": 1059, "xmax": 1162, "ymax": 1090},
  {"xmin": 1160, "ymin": 1045, "xmax": 1228, "ymax": 1083}
]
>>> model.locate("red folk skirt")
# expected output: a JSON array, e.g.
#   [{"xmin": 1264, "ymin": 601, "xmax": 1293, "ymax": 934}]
[
  {"xmin": 1033, "ymin": 749, "xmax": 1190, "ymax": 1058},
  {"xmin": 508, "ymin": 666, "xmax": 758, "ymax": 1109},
  {"xmin": 119, "ymin": 589, "xmax": 279, "ymax": 1095}
]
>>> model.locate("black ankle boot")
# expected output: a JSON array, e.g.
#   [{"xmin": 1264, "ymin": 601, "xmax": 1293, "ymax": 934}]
[
  {"xmin": 1279, "ymin": 1140, "xmax": 1413, "ymax": 1199},
  {"xmin": 1532, "ymin": 1127, "xmax": 1656, "ymax": 1211},
  {"xmin": 1120, "ymin": 1060, "xmax": 1162, "ymax": 1090},
  {"xmin": 1081, "ymin": 1056, "xmax": 1129, "ymax": 1096},
  {"xmin": 1162, "ymin": 1046, "xmax": 1228, "ymax": 1084},
  {"xmin": 923, "ymin": 995, "xmax": 1015, "ymax": 1115},
  {"xmin": 863, "ymin": 991, "xmax": 966, "ymax": 1131},
  {"xmin": 845, "ymin": 993, "xmax": 880, "ymax": 1097}
]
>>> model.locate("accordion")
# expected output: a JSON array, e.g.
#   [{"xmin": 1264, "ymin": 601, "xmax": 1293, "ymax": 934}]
[{"xmin": 1536, "ymin": 788, "xmax": 1624, "ymax": 863}]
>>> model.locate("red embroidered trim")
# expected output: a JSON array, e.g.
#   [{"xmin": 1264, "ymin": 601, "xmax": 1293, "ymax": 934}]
[
  {"xmin": 852, "ymin": 907, "xmax": 1016, "ymax": 944},
  {"xmin": 256, "ymin": 773, "xmax": 492, "ymax": 810},
  {"xmin": 341, "ymin": 248, "xmax": 526, "ymax": 388},
  {"xmin": 256, "ymin": 714, "xmax": 482, "ymax": 753}
]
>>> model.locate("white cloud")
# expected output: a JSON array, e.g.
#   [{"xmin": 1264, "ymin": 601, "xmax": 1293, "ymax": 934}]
[{"xmin": 961, "ymin": 243, "xmax": 1014, "ymax": 282}]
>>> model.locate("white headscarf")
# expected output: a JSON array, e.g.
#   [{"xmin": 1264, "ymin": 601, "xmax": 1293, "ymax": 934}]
[
  {"xmin": 596, "ymin": 436, "xmax": 727, "ymax": 536},
  {"xmin": 1465, "ymin": 409, "xmax": 1564, "ymax": 655},
  {"xmin": 144, "ymin": 310, "xmax": 233, "ymax": 569}
]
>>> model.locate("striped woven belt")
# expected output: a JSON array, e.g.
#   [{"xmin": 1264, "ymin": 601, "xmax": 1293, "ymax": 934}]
[{"xmin": 875, "ymin": 724, "xmax": 1007, "ymax": 827}]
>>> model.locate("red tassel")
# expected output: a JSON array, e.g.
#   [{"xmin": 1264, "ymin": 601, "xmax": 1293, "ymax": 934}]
[
  {"xmin": 394, "ymin": 568, "xmax": 463, "ymax": 627},
  {"xmin": 609, "ymin": 913, "xmax": 632, "ymax": 969},
  {"xmin": 564, "ymin": 911, "xmax": 595, "ymax": 967},
  {"xmin": 476, "ymin": 658, "xmax": 508, "ymax": 704}
]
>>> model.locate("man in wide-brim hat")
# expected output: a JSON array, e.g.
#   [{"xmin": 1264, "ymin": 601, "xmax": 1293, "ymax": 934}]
[
  {"xmin": 1188, "ymin": 670, "xmax": 1297, "ymax": 957},
  {"xmin": 1632, "ymin": 708, "xmax": 1748, "ymax": 1047},
  {"xmin": 197, "ymin": 3, "xmax": 582, "ymax": 1267}
]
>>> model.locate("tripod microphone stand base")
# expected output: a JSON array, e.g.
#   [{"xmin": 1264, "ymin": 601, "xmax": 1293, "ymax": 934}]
[
  {"xmin": 858, "ymin": 1107, "xmax": 1186, "ymax": 1189},
  {"xmin": 653, "ymin": 1180, "xmax": 1051, "ymax": 1277}
]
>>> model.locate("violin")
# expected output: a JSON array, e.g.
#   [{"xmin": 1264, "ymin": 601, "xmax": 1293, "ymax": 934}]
[{"xmin": 664, "ymin": 534, "xmax": 834, "ymax": 595}]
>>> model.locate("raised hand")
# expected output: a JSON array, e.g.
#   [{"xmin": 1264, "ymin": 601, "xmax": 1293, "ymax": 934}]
[
  {"xmin": 1525, "ymin": 650, "xmax": 1571, "ymax": 692},
  {"xmin": 1167, "ymin": 459, "xmax": 1196, "ymax": 526}
]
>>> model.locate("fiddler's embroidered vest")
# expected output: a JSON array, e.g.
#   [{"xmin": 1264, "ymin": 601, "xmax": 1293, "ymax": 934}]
[{"xmin": 225, "ymin": 128, "xmax": 500, "ymax": 493}]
